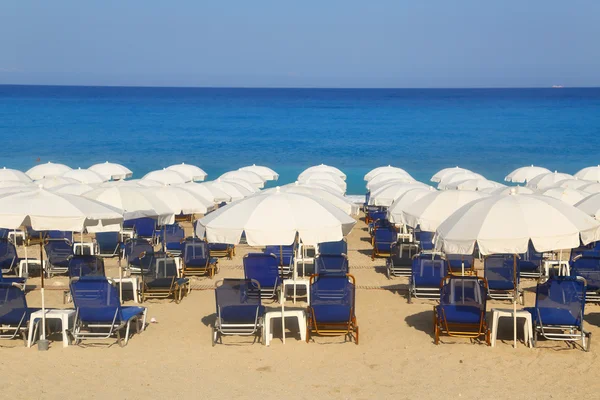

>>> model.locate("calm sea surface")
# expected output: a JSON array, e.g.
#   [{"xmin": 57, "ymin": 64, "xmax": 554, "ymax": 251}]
[{"xmin": 1, "ymin": 85, "xmax": 599, "ymax": 194}]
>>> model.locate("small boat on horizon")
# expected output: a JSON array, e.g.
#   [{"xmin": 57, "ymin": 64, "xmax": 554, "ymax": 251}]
[{"xmin": 552, "ymin": 85, "xmax": 564, "ymax": 88}]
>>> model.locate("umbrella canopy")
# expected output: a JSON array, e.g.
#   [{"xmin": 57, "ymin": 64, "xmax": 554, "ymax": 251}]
[
  {"xmin": 526, "ymin": 171, "xmax": 573, "ymax": 190},
  {"xmin": 62, "ymin": 167, "xmax": 106, "ymax": 184},
  {"xmin": 575, "ymin": 193, "xmax": 600, "ymax": 220},
  {"xmin": 574, "ymin": 165, "xmax": 600, "ymax": 182},
  {"xmin": 481, "ymin": 185, "xmax": 535, "ymax": 195},
  {"xmin": 298, "ymin": 172, "xmax": 346, "ymax": 190},
  {"xmin": 368, "ymin": 182, "xmax": 432, "ymax": 206},
  {"xmin": 0, "ymin": 188, "xmax": 123, "ymax": 232},
  {"xmin": 364, "ymin": 166, "xmax": 410, "ymax": 182},
  {"xmin": 35, "ymin": 176, "xmax": 80, "ymax": 189},
  {"xmin": 366, "ymin": 173, "xmax": 415, "ymax": 191},
  {"xmin": 89, "ymin": 161, "xmax": 133, "ymax": 180},
  {"xmin": 387, "ymin": 188, "xmax": 437, "ymax": 224},
  {"xmin": 0, "ymin": 180, "xmax": 33, "ymax": 189},
  {"xmin": 299, "ymin": 164, "xmax": 346, "ymax": 180},
  {"xmin": 435, "ymin": 193, "xmax": 600, "ymax": 255},
  {"xmin": 51, "ymin": 183, "xmax": 96, "ymax": 196},
  {"xmin": 166, "ymin": 163, "xmax": 208, "ymax": 182},
  {"xmin": 504, "ymin": 165, "xmax": 551, "ymax": 183},
  {"xmin": 401, "ymin": 190, "xmax": 490, "ymax": 231},
  {"xmin": 0, "ymin": 167, "xmax": 32, "ymax": 183},
  {"xmin": 579, "ymin": 182, "xmax": 600, "ymax": 195},
  {"xmin": 221, "ymin": 177, "xmax": 262, "ymax": 193},
  {"xmin": 83, "ymin": 186, "xmax": 174, "ymax": 225},
  {"xmin": 205, "ymin": 179, "xmax": 254, "ymax": 201},
  {"xmin": 196, "ymin": 189, "xmax": 356, "ymax": 246},
  {"xmin": 219, "ymin": 171, "xmax": 266, "ymax": 189},
  {"xmin": 445, "ymin": 179, "xmax": 505, "ymax": 191},
  {"xmin": 26, "ymin": 162, "xmax": 72, "ymax": 180},
  {"xmin": 431, "ymin": 166, "xmax": 471, "ymax": 183},
  {"xmin": 239, "ymin": 165, "xmax": 279, "ymax": 181},
  {"xmin": 550, "ymin": 178, "xmax": 593, "ymax": 190},
  {"xmin": 146, "ymin": 186, "xmax": 213, "ymax": 215},
  {"xmin": 142, "ymin": 169, "xmax": 190, "ymax": 185},
  {"xmin": 300, "ymin": 179, "xmax": 345, "ymax": 195},
  {"xmin": 178, "ymin": 182, "xmax": 231, "ymax": 203},
  {"xmin": 542, "ymin": 187, "xmax": 588, "ymax": 206},
  {"xmin": 274, "ymin": 183, "xmax": 359, "ymax": 216},
  {"xmin": 437, "ymin": 172, "xmax": 485, "ymax": 190}
]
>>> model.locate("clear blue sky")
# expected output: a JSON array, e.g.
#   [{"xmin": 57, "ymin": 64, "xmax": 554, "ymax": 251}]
[{"xmin": 1, "ymin": 0, "xmax": 599, "ymax": 88}]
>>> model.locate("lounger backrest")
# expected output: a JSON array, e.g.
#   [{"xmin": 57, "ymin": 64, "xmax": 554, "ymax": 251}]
[
  {"xmin": 183, "ymin": 240, "xmax": 209, "ymax": 264},
  {"xmin": 128, "ymin": 218, "xmax": 156, "ymax": 237},
  {"xmin": 445, "ymin": 254, "xmax": 475, "ymax": 271},
  {"xmin": 0, "ymin": 282, "xmax": 28, "ymax": 325},
  {"xmin": 368, "ymin": 210, "xmax": 387, "ymax": 222},
  {"xmin": 419, "ymin": 231, "xmax": 435, "ymax": 251},
  {"xmin": 147, "ymin": 255, "xmax": 178, "ymax": 279},
  {"xmin": 215, "ymin": 279, "xmax": 262, "ymax": 323},
  {"xmin": 315, "ymin": 254, "xmax": 349, "ymax": 276},
  {"xmin": 0, "ymin": 240, "xmax": 17, "ymax": 270},
  {"xmin": 70, "ymin": 277, "xmax": 123, "ymax": 322},
  {"xmin": 44, "ymin": 239, "xmax": 73, "ymax": 264},
  {"xmin": 412, "ymin": 256, "xmax": 446, "ymax": 286},
  {"xmin": 95, "ymin": 232, "xmax": 120, "ymax": 253},
  {"xmin": 571, "ymin": 257, "xmax": 600, "ymax": 290},
  {"xmin": 243, "ymin": 253, "xmax": 279, "ymax": 288},
  {"xmin": 311, "ymin": 274, "xmax": 354, "ymax": 305},
  {"xmin": 68, "ymin": 256, "xmax": 106, "ymax": 278},
  {"xmin": 318, "ymin": 240, "xmax": 348, "ymax": 256},
  {"xmin": 484, "ymin": 255, "xmax": 519, "ymax": 288},
  {"xmin": 124, "ymin": 239, "xmax": 154, "ymax": 263},
  {"xmin": 535, "ymin": 277, "xmax": 585, "ymax": 326},
  {"xmin": 440, "ymin": 276, "xmax": 486, "ymax": 309},
  {"xmin": 47, "ymin": 230, "xmax": 73, "ymax": 242},
  {"xmin": 0, "ymin": 229, "xmax": 8, "ymax": 239},
  {"xmin": 390, "ymin": 242, "xmax": 418, "ymax": 266},
  {"xmin": 374, "ymin": 228, "xmax": 397, "ymax": 246},
  {"xmin": 264, "ymin": 245, "xmax": 294, "ymax": 266}
]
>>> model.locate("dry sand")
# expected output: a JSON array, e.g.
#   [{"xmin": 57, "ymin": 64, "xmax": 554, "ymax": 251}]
[{"xmin": 3, "ymin": 215, "xmax": 600, "ymax": 399}]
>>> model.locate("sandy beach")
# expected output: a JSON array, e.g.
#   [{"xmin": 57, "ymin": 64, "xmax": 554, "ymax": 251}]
[{"xmin": 3, "ymin": 215, "xmax": 600, "ymax": 400}]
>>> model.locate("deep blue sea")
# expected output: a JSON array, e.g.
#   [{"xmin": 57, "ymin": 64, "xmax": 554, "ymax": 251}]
[{"xmin": 1, "ymin": 85, "xmax": 599, "ymax": 194}]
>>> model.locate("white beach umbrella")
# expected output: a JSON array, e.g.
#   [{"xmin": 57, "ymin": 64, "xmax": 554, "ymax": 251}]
[
  {"xmin": 26, "ymin": 162, "xmax": 72, "ymax": 180},
  {"xmin": 0, "ymin": 167, "xmax": 32, "ymax": 183},
  {"xmin": 575, "ymin": 193, "xmax": 600, "ymax": 220},
  {"xmin": 273, "ymin": 183, "xmax": 359, "ymax": 216},
  {"xmin": 401, "ymin": 190, "xmax": 490, "ymax": 231},
  {"xmin": 542, "ymin": 187, "xmax": 588, "ymax": 206},
  {"xmin": 100, "ymin": 179, "xmax": 164, "ymax": 188},
  {"xmin": 62, "ymin": 167, "xmax": 106, "ymax": 184},
  {"xmin": 239, "ymin": 165, "xmax": 279, "ymax": 181},
  {"xmin": 89, "ymin": 161, "xmax": 133, "ymax": 181},
  {"xmin": 83, "ymin": 186, "xmax": 174, "ymax": 225},
  {"xmin": 387, "ymin": 188, "xmax": 437, "ymax": 225},
  {"xmin": 0, "ymin": 180, "xmax": 33, "ymax": 189},
  {"xmin": 431, "ymin": 166, "xmax": 471, "ymax": 183},
  {"xmin": 551, "ymin": 178, "xmax": 593, "ymax": 190},
  {"xmin": 366, "ymin": 173, "xmax": 415, "ymax": 191},
  {"xmin": 504, "ymin": 165, "xmax": 551, "ymax": 183},
  {"xmin": 300, "ymin": 180, "xmax": 345, "ymax": 195},
  {"xmin": 142, "ymin": 169, "xmax": 190, "ymax": 185},
  {"xmin": 574, "ymin": 165, "xmax": 600, "ymax": 182},
  {"xmin": 219, "ymin": 170, "xmax": 266, "ymax": 189},
  {"xmin": 368, "ymin": 182, "xmax": 432, "ymax": 206},
  {"xmin": 298, "ymin": 171, "xmax": 346, "ymax": 189},
  {"xmin": 435, "ymin": 192, "xmax": 600, "ymax": 348},
  {"xmin": 482, "ymin": 185, "xmax": 535, "ymax": 195},
  {"xmin": 437, "ymin": 172, "xmax": 485, "ymax": 190},
  {"xmin": 178, "ymin": 182, "xmax": 231, "ymax": 204},
  {"xmin": 196, "ymin": 189, "xmax": 356, "ymax": 246},
  {"xmin": 166, "ymin": 163, "xmax": 208, "ymax": 182},
  {"xmin": 146, "ymin": 186, "xmax": 213, "ymax": 215},
  {"xmin": 526, "ymin": 171, "xmax": 573, "ymax": 190},
  {"xmin": 51, "ymin": 183, "xmax": 96, "ymax": 196},
  {"xmin": 205, "ymin": 179, "xmax": 254, "ymax": 201},
  {"xmin": 35, "ymin": 176, "xmax": 80, "ymax": 189},
  {"xmin": 364, "ymin": 166, "xmax": 411, "ymax": 182},
  {"xmin": 221, "ymin": 178, "xmax": 261, "ymax": 193},
  {"xmin": 579, "ymin": 182, "xmax": 600, "ymax": 195},
  {"xmin": 299, "ymin": 164, "xmax": 346, "ymax": 180},
  {"xmin": 445, "ymin": 179, "xmax": 505, "ymax": 191}
]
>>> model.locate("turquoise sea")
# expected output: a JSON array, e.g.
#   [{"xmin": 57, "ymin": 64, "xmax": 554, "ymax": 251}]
[{"xmin": 1, "ymin": 85, "xmax": 599, "ymax": 194}]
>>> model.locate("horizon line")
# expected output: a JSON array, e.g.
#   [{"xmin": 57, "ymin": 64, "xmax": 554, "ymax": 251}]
[{"xmin": 1, "ymin": 83, "xmax": 599, "ymax": 90}]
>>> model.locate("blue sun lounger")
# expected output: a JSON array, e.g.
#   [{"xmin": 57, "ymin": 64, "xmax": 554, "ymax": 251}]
[
  {"xmin": 315, "ymin": 254, "xmax": 349, "ymax": 276},
  {"xmin": 69, "ymin": 277, "xmax": 147, "ymax": 347},
  {"xmin": 181, "ymin": 239, "xmax": 218, "ymax": 277},
  {"xmin": 212, "ymin": 278, "xmax": 265, "ymax": 346},
  {"xmin": 416, "ymin": 230, "xmax": 435, "ymax": 252},
  {"xmin": 372, "ymin": 226, "xmax": 397, "ymax": 260},
  {"xmin": 44, "ymin": 239, "xmax": 73, "ymax": 277},
  {"xmin": 408, "ymin": 254, "xmax": 446, "ymax": 303},
  {"xmin": 124, "ymin": 238, "xmax": 154, "ymax": 274},
  {"xmin": 94, "ymin": 232, "xmax": 121, "ymax": 258},
  {"xmin": 160, "ymin": 224, "xmax": 185, "ymax": 256},
  {"xmin": 0, "ymin": 239, "xmax": 23, "ymax": 276},
  {"xmin": 434, "ymin": 275, "xmax": 490, "ymax": 345},
  {"xmin": 243, "ymin": 253, "xmax": 280, "ymax": 301},
  {"xmin": 387, "ymin": 242, "xmax": 419, "ymax": 278},
  {"xmin": 318, "ymin": 239, "xmax": 348, "ymax": 256},
  {"xmin": 141, "ymin": 253, "xmax": 189, "ymax": 303},
  {"xmin": 484, "ymin": 254, "xmax": 523, "ymax": 304},
  {"xmin": 445, "ymin": 253, "xmax": 475, "ymax": 275},
  {"xmin": 306, "ymin": 274, "xmax": 358, "ymax": 344},
  {"xmin": 264, "ymin": 244, "xmax": 295, "ymax": 276},
  {"xmin": 68, "ymin": 255, "xmax": 106, "ymax": 279},
  {"xmin": 0, "ymin": 282, "xmax": 39, "ymax": 341},
  {"xmin": 570, "ymin": 255, "xmax": 600, "ymax": 302},
  {"xmin": 525, "ymin": 276, "xmax": 591, "ymax": 351},
  {"xmin": 519, "ymin": 242, "xmax": 543, "ymax": 278}
]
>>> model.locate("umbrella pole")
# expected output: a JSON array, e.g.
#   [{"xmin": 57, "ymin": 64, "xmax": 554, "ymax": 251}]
[
  {"xmin": 39, "ymin": 233, "xmax": 47, "ymax": 343},
  {"xmin": 513, "ymin": 254, "xmax": 517, "ymax": 349}
]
